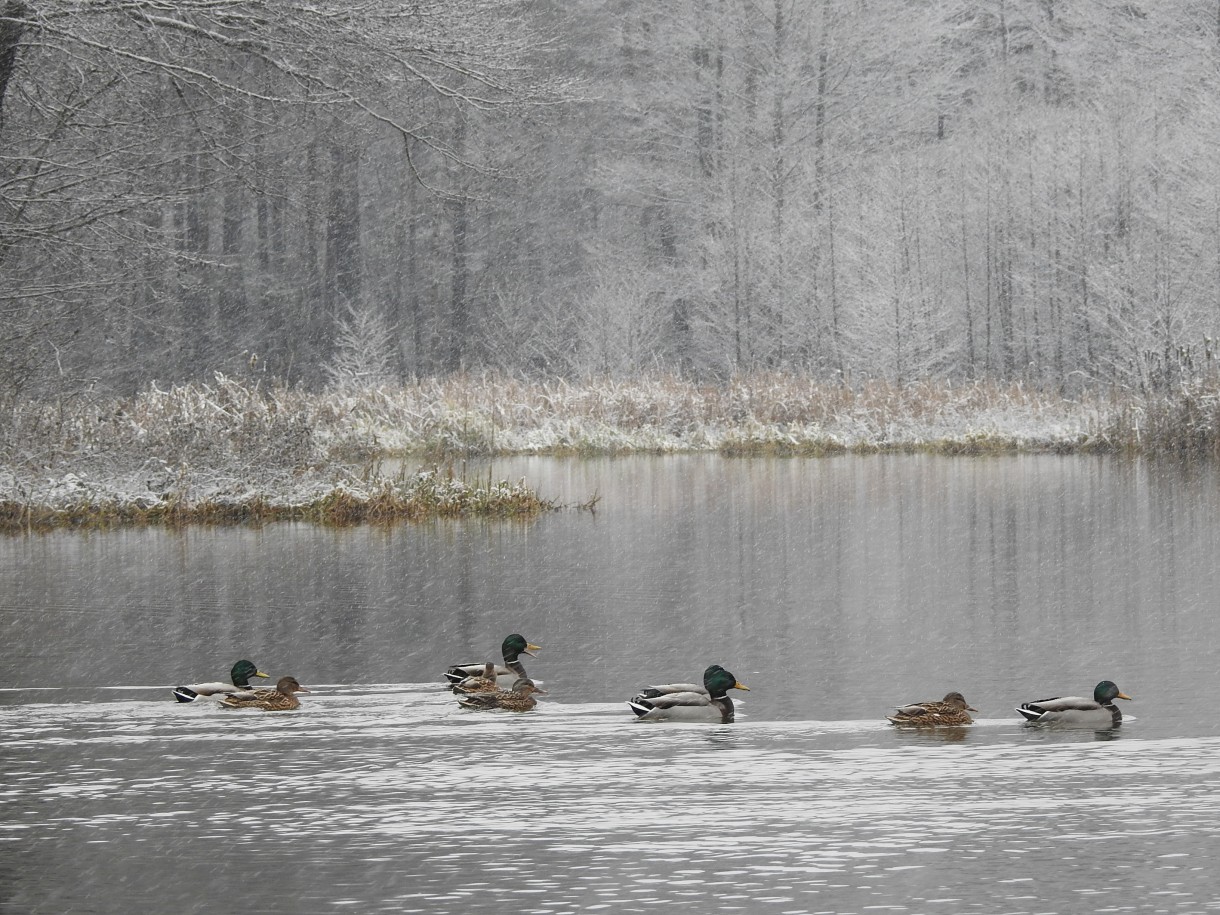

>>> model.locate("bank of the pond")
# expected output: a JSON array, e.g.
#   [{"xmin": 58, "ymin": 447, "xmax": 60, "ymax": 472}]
[{"xmin": 3, "ymin": 373, "xmax": 1218, "ymax": 529}]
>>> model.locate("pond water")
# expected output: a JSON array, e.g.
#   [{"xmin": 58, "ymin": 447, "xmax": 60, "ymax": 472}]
[{"xmin": 3, "ymin": 454, "xmax": 1220, "ymax": 914}]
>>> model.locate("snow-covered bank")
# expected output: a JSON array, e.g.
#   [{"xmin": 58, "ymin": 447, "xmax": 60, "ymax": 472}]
[{"xmin": 3, "ymin": 373, "xmax": 1217, "ymax": 529}]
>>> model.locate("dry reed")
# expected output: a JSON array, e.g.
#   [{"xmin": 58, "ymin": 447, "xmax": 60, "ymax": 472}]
[{"xmin": 4, "ymin": 372, "xmax": 1218, "ymax": 530}]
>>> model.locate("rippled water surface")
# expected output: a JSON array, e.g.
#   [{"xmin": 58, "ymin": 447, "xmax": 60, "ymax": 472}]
[{"xmin": 4, "ymin": 455, "xmax": 1220, "ymax": 913}]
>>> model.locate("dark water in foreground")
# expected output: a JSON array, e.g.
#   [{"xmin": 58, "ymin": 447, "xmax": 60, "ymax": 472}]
[{"xmin": 3, "ymin": 455, "xmax": 1220, "ymax": 913}]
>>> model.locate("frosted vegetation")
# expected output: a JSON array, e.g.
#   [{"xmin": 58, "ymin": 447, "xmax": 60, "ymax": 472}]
[
  {"xmin": 6, "ymin": 2, "xmax": 1220, "ymax": 395},
  {"xmin": 3, "ymin": 373, "xmax": 1219, "ymax": 529},
  {"xmin": 6, "ymin": 1, "xmax": 1220, "ymax": 531}
]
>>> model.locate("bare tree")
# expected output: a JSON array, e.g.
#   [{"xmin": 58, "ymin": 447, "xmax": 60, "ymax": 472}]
[{"xmin": 0, "ymin": 0, "xmax": 570, "ymax": 392}]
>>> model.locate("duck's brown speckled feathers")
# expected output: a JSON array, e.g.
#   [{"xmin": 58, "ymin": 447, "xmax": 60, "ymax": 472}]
[
  {"xmin": 452, "ymin": 662, "xmax": 500, "ymax": 695},
  {"xmin": 457, "ymin": 678, "xmax": 547, "ymax": 712},
  {"xmin": 887, "ymin": 691, "xmax": 978, "ymax": 727},
  {"xmin": 220, "ymin": 676, "xmax": 311, "ymax": 711}
]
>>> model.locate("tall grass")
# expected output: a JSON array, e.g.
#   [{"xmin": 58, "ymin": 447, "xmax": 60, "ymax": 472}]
[
  {"xmin": 3, "ymin": 372, "xmax": 1219, "ymax": 529},
  {"xmin": 1109, "ymin": 381, "xmax": 1220, "ymax": 459}
]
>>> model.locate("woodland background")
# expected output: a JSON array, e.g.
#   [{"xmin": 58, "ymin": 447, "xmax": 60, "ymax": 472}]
[{"xmin": 3, "ymin": 0, "xmax": 1219, "ymax": 402}]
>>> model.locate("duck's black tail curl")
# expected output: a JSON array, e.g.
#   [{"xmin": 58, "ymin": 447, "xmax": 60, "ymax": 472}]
[{"xmin": 627, "ymin": 699, "xmax": 654, "ymax": 718}]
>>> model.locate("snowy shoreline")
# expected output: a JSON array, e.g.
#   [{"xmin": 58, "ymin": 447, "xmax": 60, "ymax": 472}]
[{"xmin": 2, "ymin": 373, "xmax": 1215, "ymax": 529}]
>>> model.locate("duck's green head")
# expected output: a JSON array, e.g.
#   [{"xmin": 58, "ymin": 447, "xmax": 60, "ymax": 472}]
[
  {"xmin": 231, "ymin": 660, "xmax": 270, "ymax": 687},
  {"xmin": 703, "ymin": 665, "xmax": 749, "ymax": 699},
  {"xmin": 502, "ymin": 634, "xmax": 541, "ymax": 662},
  {"xmin": 1094, "ymin": 681, "xmax": 1132, "ymax": 704}
]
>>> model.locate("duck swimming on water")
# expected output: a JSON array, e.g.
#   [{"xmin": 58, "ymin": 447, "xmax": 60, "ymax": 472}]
[
  {"xmin": 627, "ymin": 665, "xmax": 749, "ymax": 723},
  {"xmin": 446, "ymin": 634, "xmax": 541, "ymax": 690},
  {"xmin": 887, "ymin": 691, "xmax": 978, "ymax": 727},
  {"xmin": 220, "ymin": 676, "xmax": 311, "ymax": 711},
  {"xmin": 172, "ymin": 659, "xmax": 269, "ymax": 703},
  {"xmin": 457, "ymin": 678, "xmax": 547, "ymax": 712},
  {"xmin": 452, "ymin": 661, "xmax": 499, "ymax": 695},
  {"xmin": 1016, "ymin": 680, "xmax": 1132, "ymax": 728}
]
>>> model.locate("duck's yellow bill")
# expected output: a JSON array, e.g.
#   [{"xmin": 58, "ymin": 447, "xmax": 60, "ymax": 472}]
[
  {"xmin": 1117, "ymin": 691, "xmax": 1133, "ymax": 700},
  {"xmin": 526, "ymin": 643, "xmax": 542, "ymax": 654},
  {"xmin": 735, "ymin": 681, "xmax": 750, "ymax": 691},
  {"xmin": 256, "ymin": 671, "xmax": 270, "ymax": 678}
]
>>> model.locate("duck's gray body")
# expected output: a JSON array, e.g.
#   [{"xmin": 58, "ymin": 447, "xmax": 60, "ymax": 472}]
[
  {"xmin": 1016, "ymin": 681, "xmax": 1131, "ymax": 727},
  {"xmin": 628, "ymin": 690, "xmax": 735, "ymax": 722},
  {"xmin": 628, "ymin": 665, "xmax": 748, "ymax": 724}
]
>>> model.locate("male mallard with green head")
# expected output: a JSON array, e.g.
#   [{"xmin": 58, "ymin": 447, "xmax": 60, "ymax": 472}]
[
  {"xmin": 172, "ymin": 659, "xmax": 269, "ymax": 702},
  {"xmin": 1016, "ymin": 680, "xmax": 1132, "ymax": 727},
  {"xmin": 446, "ymin": 634, "xmax": 541, "ymax": 690},
  {"xmin": 220, "ymin": 676, "xmax": 311, "ymax": 711},
  {"xmin": 887, "ymin": 691, "xmax": 978, "ymax": 727},
  {"xmin": 628, "ymin": 665, "xmax": 749, "ymax": 723},
  {"xmin": 457, "ymin": 678, "xmax": 547, "ymax": 712}
]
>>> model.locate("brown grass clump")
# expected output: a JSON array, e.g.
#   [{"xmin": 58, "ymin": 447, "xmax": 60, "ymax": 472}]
[{"xmin": 0, "ymin": 470, "xmax": 555, "ymax": 533}]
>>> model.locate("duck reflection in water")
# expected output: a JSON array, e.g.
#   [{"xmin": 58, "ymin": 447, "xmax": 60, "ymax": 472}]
[
  {"xmin": 703, "ymin": 728, "xmax": 741, "ymax": 749},
  {"xmin": 890, "ymin": 723, "xmax": 972, "ymax": 743}
]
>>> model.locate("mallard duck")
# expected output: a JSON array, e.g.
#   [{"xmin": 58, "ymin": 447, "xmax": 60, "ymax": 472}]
[
  {"xmin": 887, "ymin": 691, "xmax": 978, "ymax": 727},
  {"xmin": 172, "ymin": 659, "xmax": 269, "ymax": 702},
  {"xmin": 445, "ymin": 634, "xmax": 541, "ymax": 689},
  {"xmin": 628, "ymin": 665, "xmax": 749, "ymax": 723},
  {"xmin": 452, "ymin": 662, "xmax": 499, "ymax": 695},
  {"xmin": 457, "ymin": 678, "xmax": 547, "ymax": 712},
  {"xmin": 219, "ymin": 676, "xmax": 311, "ymax": 711},
  {"xmin": 1016, "ymin": 680, "xmax": 1132, "ymax": 727}
]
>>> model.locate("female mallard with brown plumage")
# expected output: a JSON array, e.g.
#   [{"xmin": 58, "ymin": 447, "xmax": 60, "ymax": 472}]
[
  {"xmin": 446, "ymin": 634, "xmax": 541, "ymax": 690},
  {"xmin": 457, "ymin": 678, "xmax": 547, "ymax": 712},
  {"xmin": 627, "ymin": 665, "xmax": 749, "ymax": 723},
  {"xmin": 220, "ymin": 676, "xmax": 311, "ymax": 711},
  {"xmin": 452, "ymin": 662, "xmax": 498, "ymax": 696},
  {"xmin": 1016, "ymin": 680, "xmax": 1132, "ymax": 728},
  {"xmin": 887, "ymin": 691, "xmax": 978, "ymax": 727},
  {"xmin": 172, "ymin": 659, "xmax": 269, "ymax": 703}
]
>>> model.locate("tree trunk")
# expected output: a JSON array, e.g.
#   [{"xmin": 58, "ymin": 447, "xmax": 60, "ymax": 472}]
[
  {"xmin": 446, "ymin": 113, "xmax": 469, "ymax": 374},
  {"xmin": 326, "ymin": 136, "xmax": 362, "ymax": 309},
  {"xmin": 0, "ymin": 0, "xmax": 28, "ymax": 129}
]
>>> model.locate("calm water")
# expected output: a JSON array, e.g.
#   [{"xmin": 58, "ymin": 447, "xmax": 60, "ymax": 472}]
[{"xmin": 3, "ymin": 455, "xmax": 1220, "ymax": 914}]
